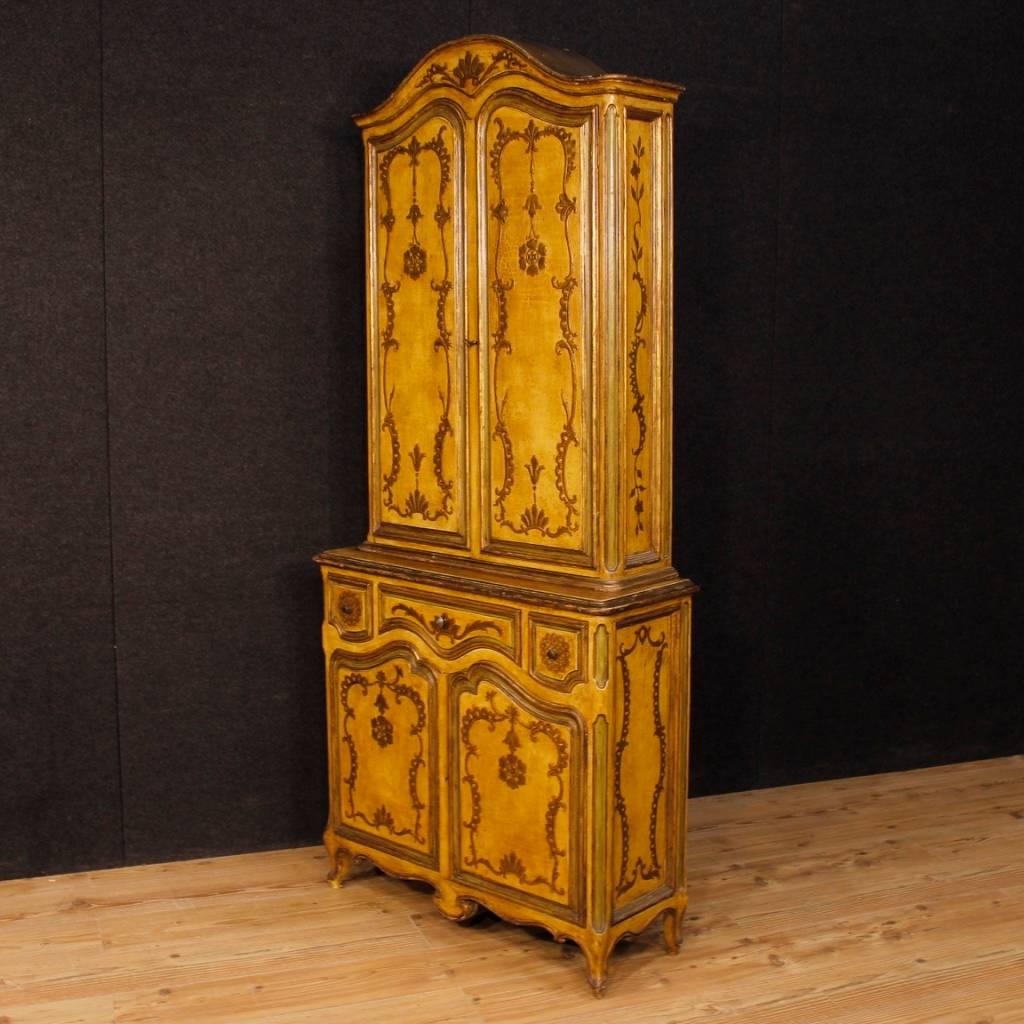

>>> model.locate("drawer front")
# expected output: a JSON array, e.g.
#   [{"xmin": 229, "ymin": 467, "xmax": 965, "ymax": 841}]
[
  {"xmin": 378, "ymin": 585, "xmax": 519, "ymax": 661},
  {"xmin": 529, "ymin": 614, "xmax": 588, "ymax": 690},
  {"xmin": 325, "ymin": 573, "xmax": 372, "ymax": 642}
]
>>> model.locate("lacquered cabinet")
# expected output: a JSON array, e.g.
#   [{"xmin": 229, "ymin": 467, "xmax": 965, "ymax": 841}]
[{"xmin": 317, "ymin": 36, "xmax": 694, "ymax": 994}]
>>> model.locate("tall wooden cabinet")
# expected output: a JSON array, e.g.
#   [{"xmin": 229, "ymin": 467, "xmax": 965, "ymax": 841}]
[{"xmin": 316, "ymin": 36, "xmax": 695, "ymax": 995}]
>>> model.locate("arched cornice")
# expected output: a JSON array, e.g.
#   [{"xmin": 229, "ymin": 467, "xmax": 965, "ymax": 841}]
[{"xmin": 354, "ymin": 36, "xmax": 682, "ymax": 128}]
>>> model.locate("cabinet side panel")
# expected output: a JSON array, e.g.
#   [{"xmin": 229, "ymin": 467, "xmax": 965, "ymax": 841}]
[
  {"xmin": 368, "ymin": 109, "xmax": 468, "ymax": 548},
  {"xmin": 612, "ymin": 607, "xmax": 679, "ymax": 916},
  {"xmin": 623, "ymin": 112, "xmax": 662, "ymax": 564}
]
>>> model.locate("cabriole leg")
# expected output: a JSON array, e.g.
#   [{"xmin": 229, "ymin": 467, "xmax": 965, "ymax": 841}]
[
  {"xmin": 661, "ymin": 905, "xmax": 682, "ymax": 955},
  {"xmin": 433, "ymin": 882, "xmax": 481, "ymax": 922},
  {"xmin": 323, "ymin": 831, "xmax": 356, "ymax": 889},
  {"xmin": 580, "ymin": 935, "xmax": 612, "ymax": 997}
]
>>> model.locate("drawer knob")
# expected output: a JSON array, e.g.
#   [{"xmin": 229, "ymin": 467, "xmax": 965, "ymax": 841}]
[
  {"xmin": 539, "ymin": 633, "xmax": 571, "ymax": 672},
  {"xmin": 433, "ymin": 613, "xmax": 452, "ymax": 632},
  {"xmin": 336, "ymin": 590, "xmax": 362, "ymax": 627}
]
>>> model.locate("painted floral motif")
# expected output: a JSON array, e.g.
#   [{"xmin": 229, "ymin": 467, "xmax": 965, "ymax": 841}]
[
  {"xmin": 498, "ymin": 751, "xmax": 527, "ymax": 789},
  {"xmin": 518, "ymin": 235, "xmax": 546, "ymax": 275},
  {"xmin": 417, "ymin": 48, "xmax": 525, "ymax": 92},
  {"xmin": 370, "ymin": 714, "xmax": 394, "ymax": 747},
  {"xmin": 370, "ymin": 692, "xmax": 394, "ymax": 748},
  {"xmin": 403, "ymin": 242, "xmax": 427, "ymax": 279},
  {"xmin": 336, "ymin": 590, "xmax": 361, "ymax": 627},
  {"xmin": 517, "ymin": 454, "xmax": 551, "ymax": 531},
  {"xmin": 497, "ymin": 850, "xmax": 529, "ymax": 879},
  {"xmin": 371, "ymin": 805, "xmax": 395, "ymax": 830},
  {"xmin": 453, "ymin": 51, "xmax": 486, "ymax": 86},
  {"xmin": 498, "ymin": 719, "xmax": 527, "ymax": 789},
  {"xmin": 554, "ymin": 192, "xmax": 576, "ymax": 221},
  {"xmin": 540, "ymin": 634, "xmax": 571, "ymax": 673}
]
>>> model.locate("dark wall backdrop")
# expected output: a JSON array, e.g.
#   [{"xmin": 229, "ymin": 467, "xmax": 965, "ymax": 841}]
[{"xmin": 1, "ymin": 1, "xmax": 1020, "ymax": 880}]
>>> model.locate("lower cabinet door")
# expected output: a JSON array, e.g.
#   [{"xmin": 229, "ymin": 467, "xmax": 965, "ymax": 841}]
[
  {"xmin": 449, "ymin": 663, "xmax": 585, "ymax": 922},
  {"xmin": 328, "ymin": 643, "xmax": 439, "ymax": 868}
]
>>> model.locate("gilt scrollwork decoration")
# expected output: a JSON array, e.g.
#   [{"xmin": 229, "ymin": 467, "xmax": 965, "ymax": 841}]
[
  {"xmin": 461, "ymin": 690, "xmax": 569, "ymax": 896},
  {"xmin": 378, "ymin": 125, "xmax": 455, "ymax": 521},
  {"xmin": 417, "ymin": 48, "xmax": 525, "ymax": 92},
  {"xmin": 489, "ymin": 117, "xmax": 580, "ymax": 539},
  {"xmin": 390, "ymin": 603, "xmax": 501, "ymax": 643},
  {"xmin": 613, "ymin": 625, "xmax": 668, "ymax": 896},
  {"xmin": 340, "ymin": 667, "xmax": 427, "ymax": 845}
]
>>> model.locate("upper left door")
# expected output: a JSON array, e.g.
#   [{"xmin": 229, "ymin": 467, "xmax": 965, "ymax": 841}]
[{"xmin": 366, "ymin": 105, "xmax": 469, "ymax": 549}]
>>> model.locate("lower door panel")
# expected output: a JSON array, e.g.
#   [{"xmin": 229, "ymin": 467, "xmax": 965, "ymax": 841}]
[
  {"xmin": 329, "ymin": 643, "xmax": 439, "ymax": 868},
  {"xmin": 449, "ymin": 663, "xmax": 585, "ymax": 922}
]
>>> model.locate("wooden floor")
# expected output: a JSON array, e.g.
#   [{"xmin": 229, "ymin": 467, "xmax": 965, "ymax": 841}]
[{"xmin": 1, "ymin": 757, "xmax": 1022, "ymax": 1024}]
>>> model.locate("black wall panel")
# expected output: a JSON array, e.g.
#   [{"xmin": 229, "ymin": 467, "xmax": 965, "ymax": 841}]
[
  {"xmin": 101, "ymin": 1, "xmax": 469, "ymax": 864},
  {"xmin": 469, "ymin": 1, "xmax": 783, "ymax": 793},
  {"xmin": 0, "ymin": 2, "xmax": 122, "ymax": 878},
  {"xmin": 764, "ymin": 1, "xmax": 1023, "ymax": 784}
]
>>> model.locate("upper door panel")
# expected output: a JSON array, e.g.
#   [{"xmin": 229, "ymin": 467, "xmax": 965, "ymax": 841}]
[
  {"xmin": 480, "ymin": 98, "xmax": 596, "ymax": 567},
  {"xmin": 368, "ymin": 107, "xmax": 468, "ymax": 548}
]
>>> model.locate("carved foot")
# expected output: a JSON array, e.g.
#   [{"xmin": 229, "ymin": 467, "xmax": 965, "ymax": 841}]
[
  {"xmin": 323, "ymin": 832, "xmax": 356, "ymax": 889},
  {"xmin": 580, "ymin": 937, "xmax": 611, "ymax": 997},
  {"xmin": 661, "ymin": 906, "xmax": 682, "ymax": 955},
  {"xmin": 433, "ymin": 884, "xmax": 481, "ymax": 922}
]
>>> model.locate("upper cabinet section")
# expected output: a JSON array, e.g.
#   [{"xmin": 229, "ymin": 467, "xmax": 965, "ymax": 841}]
[{"xmin": 357, "ymin": 38, "xmax": 682, "ymax": 579}]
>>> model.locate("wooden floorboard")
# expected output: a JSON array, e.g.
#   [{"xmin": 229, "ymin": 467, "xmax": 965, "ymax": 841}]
[{"xmin": 2, "ymin": 756, "xmax": 1021, "ymax": 1023}]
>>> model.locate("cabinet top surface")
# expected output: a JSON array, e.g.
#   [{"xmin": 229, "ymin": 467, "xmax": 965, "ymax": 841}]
[{"xmin": 355, "ymin": 35, "xmax": 684, "ymax": 127}]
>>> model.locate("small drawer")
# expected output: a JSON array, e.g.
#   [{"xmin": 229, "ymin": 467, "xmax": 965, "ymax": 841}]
[
  {"xmin": 529, "ymin": 614, "xmax": 587, "ymax": 690},
  {"xmin": 325, "ymin": 574, "xmax": 372, "ymax": 641},
  {"xmin": 379, "ymin": 585, "xmax": 519, "ymax": 660}
]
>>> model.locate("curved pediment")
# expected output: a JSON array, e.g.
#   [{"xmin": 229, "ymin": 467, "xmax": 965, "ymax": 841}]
[{"xmin": 355, "ymin": 36, "xmax": 682, "ymax": 127}]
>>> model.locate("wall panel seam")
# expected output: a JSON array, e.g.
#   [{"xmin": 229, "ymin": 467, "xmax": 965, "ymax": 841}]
[
  {"xmin": 98, "ymin": 0, "xmax": 127, "ymax": 868},
  {"xmin": 758, "ymin": 0, "xmax": 787, "ymax": 790}
]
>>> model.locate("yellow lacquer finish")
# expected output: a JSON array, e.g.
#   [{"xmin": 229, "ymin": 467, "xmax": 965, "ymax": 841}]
[{"xmin": 318, "ymin": 36, "xmax": 693, "ymax": 995}]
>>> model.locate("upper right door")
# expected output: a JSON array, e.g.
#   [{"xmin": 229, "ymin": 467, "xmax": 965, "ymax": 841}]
[{"xmin": 479, "ymin": 95, "xmax": 597, "ymax": 570}]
